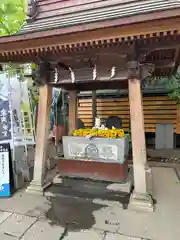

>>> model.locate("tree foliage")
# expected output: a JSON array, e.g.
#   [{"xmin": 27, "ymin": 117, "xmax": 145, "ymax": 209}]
[
  {"xmin": 0, "ymin": 1, "xmax": 39, "ymax": 127},
  {"xmin": 0, "ymin": 0, "xmax": 26, "ymax": 36},
  {"xmin": 160, "ymin": 73, "xmax": 180, "ymax": 107},
  {"xmin": 0, "ymin": 0, "xmax": 27, "ymax": 76}
]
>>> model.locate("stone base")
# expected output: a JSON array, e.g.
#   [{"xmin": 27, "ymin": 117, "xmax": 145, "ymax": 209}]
[
  {"xmin": 53, "ymin": 174, "xmax": 62, "ymax": 184},
  {"xmin": 106, "ymin": 167, "xmax": 133, "ymax": 193},
  {"xmin": 22, "ymin": 165, "xmax": 34, "ymax": 182},
  {"xmin": 146, "ymin": 165, "xmax": 153, "ymax": 196},
  {"xmin": 58, "ymin": 159, "xmax": 128, "ymax": 182},
  {"xmin": 26, "ymin": 180, "xmax": 52, "ymax": 196},
  {"xmin": 128, "ymin": 192, "xmax": 154, "ymax": 212},
  {"xmin": 46, "ymin": 157, "xmax": 57, "ymax": 171},
  {"xmin": 13, "ymin": 172, "xmax": 25, "ymax": 190}
]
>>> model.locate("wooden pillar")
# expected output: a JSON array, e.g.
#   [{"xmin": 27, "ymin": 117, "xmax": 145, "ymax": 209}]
[
  {"xmin": 176, "ymin": 108, "xmax": 180, "ymax": 134},
  {"xmin": 92, "ymin": 91, "xmax": 97, "ymax": 126},
  {"xmin": 27, "ymin": 84, "xmax": 52, "ymax": 194},
  {"xmin": 128, "ymin": 77, "xmax": 154, "ymax": 211},
  {"xmin": 129, "ymin": 78, "xmax": 147, "ymax": 192},
  {"xmin": 68, "ymin": 91, "xmax": 77, "ymax": 135}
]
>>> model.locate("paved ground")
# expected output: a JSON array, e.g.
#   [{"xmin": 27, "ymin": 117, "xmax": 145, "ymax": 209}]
[{"xmin": 0, "ymin": 167, "xmax": 179, "ymax": 240}]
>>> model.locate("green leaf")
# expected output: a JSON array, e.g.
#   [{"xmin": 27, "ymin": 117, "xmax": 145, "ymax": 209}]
[
  {"xmin": 160, "ymin": 73, "xmax": 180, "ymax": 108},
  {"xmin": 0, "ymin": 0, "xmax": 26, "ymax": 35},
  {"xmin": 0, "ymin": 0, "xmax": 27, "ymax": 77}
]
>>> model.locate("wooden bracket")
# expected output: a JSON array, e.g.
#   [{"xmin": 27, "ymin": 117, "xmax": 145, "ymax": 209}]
[
  {"xmin": 140, "ymin": 63, "xmax": 155, "ymax": 80},
  {"xmin": 127, "ymin": 61, "xmax": 140, "ymax": 79},
  {"xmin": 127, "ymin": 42, "xmax": 155, "ymax": 80},
  {"xmin": 127, "ymin": 61, "xmax": 154, "ymax": 80},
  {"xmin": 32, "ymin": 61, "xmax": 55, "ymax": 86}
]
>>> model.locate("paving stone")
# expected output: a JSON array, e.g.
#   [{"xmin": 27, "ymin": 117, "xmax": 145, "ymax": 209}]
[
  {"xmin": 0, "ymin": 190, "xmax": 49, "ymax": 216},
  {"xmin": 0, "ymin": 233, "xmax": 17, "ymax": 239},
  {"xmin": 21, "ymin": 220, "xmax": 65, "ymax": 240},
  {"xmin": 105, "ymin": 233, "xmax": 142, "ymax": 239},
  {"xmin": 0, "ymin": 211, "xmax": 12, "ymax": 224},
  {"xmin": 93, "ymin": 208, "xmax": 120, "ymax": 232},
  {"xmin": 106, "ymin": 169, "xmax": 133, "ymax": 194},
  {"xmin": 21, "ymin": 221, "xmax": 104, "ymax": 240},
  {"xmin": 64, "ymin": 229, "xmax": 104, "ymax": 240},
  {"xmin": 25, "ymin": 202, "xmax": 51, "ymax": 220},
  {"xmin": 0, "ymin": 213, "xmax": 37, "ymax": 238}
]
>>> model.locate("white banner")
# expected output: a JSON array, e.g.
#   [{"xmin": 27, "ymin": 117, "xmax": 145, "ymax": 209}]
[{"xmin": 0, "ymin": 74, "xmax": 35, "ymax": 146}]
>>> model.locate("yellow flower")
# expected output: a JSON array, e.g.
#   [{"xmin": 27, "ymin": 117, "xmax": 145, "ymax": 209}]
[
  {"xmin": 90, "ymin": 128, "xmax": 98, "ymax": 136},
  {"xmin": 72, "ymin": 130, "xmax": 80, "ymax": 136},
  {"xmin": 110, "ymin": 130, "xmax": 117, "ymax": 138},
  {"xmin": 117, "ymin": 129, "xmax": 124, "ymax": 137},
  {"xmin": 82, "ymin": 129, "xmax": 91, "ymax": 136},
  {"xmin": 72, "ymin": 127, "xmax": 125, "ymax": 138},
  {"xmin": 98, "ymin": 130, "xmax": 103, "ymax": 137},
  {"xmin": 105, "ymin": 132, "xmax": 110, "ymax": 138},
  {"xmin": 91, "ymin": 131, "xmax": 98, "ymax": 137}
]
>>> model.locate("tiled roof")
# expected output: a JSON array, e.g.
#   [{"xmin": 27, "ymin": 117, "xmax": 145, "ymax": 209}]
[{"xmin": 19, "ymin": 0, "xmax": 180, "ymax": 34}]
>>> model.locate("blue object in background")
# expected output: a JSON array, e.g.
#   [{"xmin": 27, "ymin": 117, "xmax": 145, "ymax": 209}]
[
  {"xmin": 0, "ymin": 143, "xmax": 11, "ymax": 197},
  {"xmin": 0, "ymin": 183, "xmax": 10, "ymax": 197}
]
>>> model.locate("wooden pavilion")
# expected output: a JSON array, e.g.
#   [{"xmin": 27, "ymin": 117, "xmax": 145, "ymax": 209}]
[{"xmin": 0, "ymin": 0, "xmax": 180, "ymax": 211}]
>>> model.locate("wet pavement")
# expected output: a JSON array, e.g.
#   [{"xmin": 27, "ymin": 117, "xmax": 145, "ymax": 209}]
[
  {"xmin": 0, "ymin": 194, "xmax": 144, "ymax": 240},
  {"xmin": 46, "ymin": 196, "xmax": 105, "ymax": 231},
  {"xmin": 0, "ymin": 188, "xmax": 143, "ymax": 240},
  {"xmin": 0, "ymin": 167, "xmax": 180, "ymax": 239}
]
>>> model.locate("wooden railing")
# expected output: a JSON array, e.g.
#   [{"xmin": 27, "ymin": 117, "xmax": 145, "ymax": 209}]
[{"xmin": 78, "ymin": 96, "xmax": 177, "ymax": 133}]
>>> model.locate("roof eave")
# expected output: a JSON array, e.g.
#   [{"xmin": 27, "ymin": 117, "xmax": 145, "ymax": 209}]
[{"xmin": 0, "ymin": 8, "xmax": 179, "ymax": 44}]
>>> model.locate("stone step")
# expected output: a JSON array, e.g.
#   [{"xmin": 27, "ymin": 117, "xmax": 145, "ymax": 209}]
[
  {"xmin": 44, "ymin": 170, "xmax": 133, "ymax": 209},
  {"xmin": 45, "ymin": 184, "xmax": 130, "ymax": 209}
]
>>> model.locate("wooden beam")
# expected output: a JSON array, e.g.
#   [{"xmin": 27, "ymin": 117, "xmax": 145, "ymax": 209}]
[
  {"xmin": 50, "ymin": 79, "xmax": 128, "ymax": 91},
  {"xmin": 176, "ymin": 108, "xmax": 180, "ymax": 134},
  {"xmin": 139, "ymin": 39, "xmax": 180, "ymax": 53},
  {"xmin": 172, "ymin": 46, "xmax": 180, "ymax": 74},
  {"xmin": 138, "ymin": 40, "xmax": 180, "ymax": 64},
  {"xmin": 44, "ymin": 67, "xmax": 130, "ymax": 85},
  {"xmin": 68, "ymin": 91, "xmax": 77, "ymax": 135},
  {"xmin": 92, "ymin": 91, "xmax": 97, "ymax": 125},
  {"xmin": 153, "ymin": 60, "xmax": 175, "ymax": 69}
]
